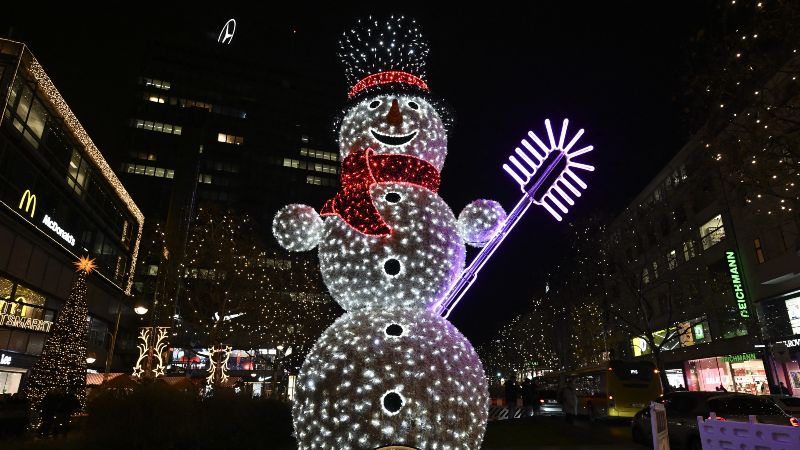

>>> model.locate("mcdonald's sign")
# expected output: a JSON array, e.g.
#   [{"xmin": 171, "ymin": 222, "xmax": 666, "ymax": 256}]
[{"xmin": 18, "ymin": 190, "xmax": 36, "ymax": 219}]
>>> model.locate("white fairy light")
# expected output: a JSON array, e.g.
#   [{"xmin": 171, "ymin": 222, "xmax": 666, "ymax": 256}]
[
  {"xmin": 293, "ymin": 307, "xmax": 488, "ymax": 450},
  {"xmin": 273, "ymin": 16, "xmax": 501, "ymax": 449},
  {"xmin": 272, "ymin": 204, "xmax": 325, "ymax": 252},
  {"xmin": 339, "ymin": 95, "xmax": 448, "ymax": 170},
  {"xmin": 457, "ymin": 200, "xmax": 508, "ymax": 247}
]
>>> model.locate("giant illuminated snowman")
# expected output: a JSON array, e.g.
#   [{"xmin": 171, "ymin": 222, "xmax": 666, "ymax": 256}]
[{"xmin": 273, "ymin": 16, "xmax": 507, "ymax": 450}]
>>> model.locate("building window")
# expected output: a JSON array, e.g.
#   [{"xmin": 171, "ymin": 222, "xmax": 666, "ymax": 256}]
[
  {"xmin": 699, "ymin": 214, "xmax": 726, "ymax": 250},
  {"xmin": 133, "ymin": 119, "xmax": 182, "ymax": 135},
  {"xmin": 683, "ymin": 240, "xmax": 696, "ymax": 261},
  {"xmin": 143, "ymin": 264, "xmax": 159, "ymax": 276},
  {"xmin": 67, "ymin": 149, "xmax": 90, "ymax": 194},
  {"xmin": 754, "ymin": 238, "xmax": 766, "ymax": 264},
  {"xmin": 300, "ymin": 147, "xmax": 339, "ymax": 161},
  {"xmin": 146, "ymin": 93, "xmax": 167, "ymax": 104},
  {"xmin": 122, "ymin": 163, "xmax": 174, "ymax": 179},
  {"xmin": 652, "ymin": 261, "xmax": 659, "ymax": 280},
  {"xmin": 667, "ymin": 250, "xmax": 677, "ymax": 270},
  {"xmin": 217, "ymin": 133, "xmax": 244, "ymax": 145},
  {"xmin": 129, "ymin": 152, "xmax": 157, "ymax": 161},
  {"xmin": 312, "ymin": 163, "xmax": 338, "ymax": 174},
  {"xmin": 642, "ymin": 267, "xmax": 650, "ymax": 285},
  {"xmin": 198, "ymin": 174, "xmax": 212, "ymax": 184},
  {"xmin": 141, "ymin": 77, "xmax": 171, "ymax": 90},
  {"xmin": 283, "ymin": 158, "xmax": 303, "ymax": 169},
  {"xmin": 305, "ymin": 175, "xmax": 337, "ymax": 187}
]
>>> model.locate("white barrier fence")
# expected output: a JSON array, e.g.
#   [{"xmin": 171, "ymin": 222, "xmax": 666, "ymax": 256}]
[
  {"xmin": 697, "ymin": 413, "xmax": 800, "ymax": 450},
  {"xmin": 487, "ymin": 406, "xmax": 529, "ymax": 421}
]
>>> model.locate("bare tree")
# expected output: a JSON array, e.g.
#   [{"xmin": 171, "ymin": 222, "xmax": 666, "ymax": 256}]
[{"xmin": 175, "ymin": 205, "xmax": 340, "ymax": 384}]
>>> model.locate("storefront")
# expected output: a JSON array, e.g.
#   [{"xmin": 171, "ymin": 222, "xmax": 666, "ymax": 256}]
[
  {"xmin": 684, "ymin": 352, "xmax": 769, "ymax": 395},
  {"xmin": 769, "ymin": 336, "xmax": 800, "ymax": 396}
]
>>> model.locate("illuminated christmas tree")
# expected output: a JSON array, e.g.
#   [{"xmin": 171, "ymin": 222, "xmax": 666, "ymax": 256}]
[{"xmin": 25, "ymin": 256, "xmax": 95, "ymax": 431}]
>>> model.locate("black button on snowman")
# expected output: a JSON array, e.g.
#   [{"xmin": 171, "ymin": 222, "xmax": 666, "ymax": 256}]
[{"xmin": 273, "ymin": 16, "xmax": 507, "ymax": 450}]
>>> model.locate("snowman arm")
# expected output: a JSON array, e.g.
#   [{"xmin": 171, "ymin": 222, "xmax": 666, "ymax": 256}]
[
  {"xmin": 456, "ymin": 199, "xmax": 508, "ymax": 248},
  {"xmin": 272, "ymin": 204, "xmax": 325, "ymax": 252}
]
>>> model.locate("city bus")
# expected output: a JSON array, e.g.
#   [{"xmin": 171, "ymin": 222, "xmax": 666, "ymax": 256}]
[{"xmin": 535, "ymin": 360, "xmax": 663, "ymax": 419}]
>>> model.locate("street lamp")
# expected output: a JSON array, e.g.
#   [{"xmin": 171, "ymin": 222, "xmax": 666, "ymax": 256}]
[
  {"xmin": 103, "ymin": 299, "xmax": 126, "ymax": 383},
  {"xmin": 134, "ymin": 297, "xmax": 149, "ymax": 316}
]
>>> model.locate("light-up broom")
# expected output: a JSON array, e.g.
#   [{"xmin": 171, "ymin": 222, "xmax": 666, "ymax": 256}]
[{"xmin": 435, "ymin": 119, "xmax": 595, "ymax": 318}]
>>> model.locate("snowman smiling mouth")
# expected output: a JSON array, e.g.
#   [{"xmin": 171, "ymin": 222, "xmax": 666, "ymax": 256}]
[{"xmin": 370, "ymin": 129, "xmax": 418, "ymax": 146}]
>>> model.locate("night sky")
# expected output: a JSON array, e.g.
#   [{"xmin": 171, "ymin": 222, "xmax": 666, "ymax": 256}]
[{"xmin": 1, "ymin": 3, "xmax": 709, "ymax": 343}]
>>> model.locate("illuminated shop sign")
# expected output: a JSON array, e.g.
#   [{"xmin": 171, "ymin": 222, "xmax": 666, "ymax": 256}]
[
  {"xmin": 776, "ymin": 338, "xmax": 800, "ymax": 348},
  {"xmin": 18, "ymin": 190, "xmax": 36, "ymax": 218},
  {"xmin": 0, "ymin": 353, "xmax": 10, "ymax": 365},
  {"xmin": 0, "ymin": 313, "xmax": 53, "ymax": 332},
  {"xmin": 16, "ymin": 190, "xmax": 76, "ymax": 246},
  {"xmin": 721, "ymin": 352, "xmax": 756, "ymax": 363},
  {"xmin": 726, "ymin": 251, "xmax": 749, "ymax": 318},
  {"xmin": 42, "ymin": 215, "xmax": 75, "ymax": 246}
]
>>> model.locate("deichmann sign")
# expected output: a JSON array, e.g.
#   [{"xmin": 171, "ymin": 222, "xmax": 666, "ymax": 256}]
[
  {"xmin": 0, "ymin": 313, "xmax": 53, "ymax": 332},
  {"xmin": 16, "ymin": 190, "xmax": 76, "ymax": 246},
  {"xmin": 721, "ymin": 352, "xmax": 757, "ymax": 364},
  {"xmin": 726, "ymin": 251, "xmax": 749, "ymax": 318}
]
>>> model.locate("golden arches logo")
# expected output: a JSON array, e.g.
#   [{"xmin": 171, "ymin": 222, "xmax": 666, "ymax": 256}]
[{"xmin": 18, "ymin": 190, "xmax": 36, "ymax": 219}]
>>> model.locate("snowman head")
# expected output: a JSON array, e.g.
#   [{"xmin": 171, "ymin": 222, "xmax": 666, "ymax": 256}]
[{"xmin": 338, "ymin": 94, "xmax": 448, "ymax": 170}]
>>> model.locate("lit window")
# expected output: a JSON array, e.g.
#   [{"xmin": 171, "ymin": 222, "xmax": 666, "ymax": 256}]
[
  {"xmin": 667, "ymin": 250, "xmax": 677, "ymax": 270},
  {"xmin": 67, "ymin": 149, "xmax": 90, "ymax": 194},
  {"xmin": 699, "ymin": 214, "xmax": 726, "ymax": 250},
  {"xmin": 642, "ymin": 268, "xmax": 650, "ymax": 285},
  {"xmin": 132, "ymin": 118, "xmax": 181, "ymax": 135},
  {"xmin": 683, "ymin": 240, "xmax": 696, "ymax": 261},
  {"xmin": 754, "ymin": 238, "xmax": 765, "ymax": 264},
  {"xmin": 217, "ymin": 133, "xmax": 244, "ymax": 145}
]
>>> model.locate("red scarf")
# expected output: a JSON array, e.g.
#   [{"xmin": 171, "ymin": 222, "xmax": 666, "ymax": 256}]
[{"xmin": 321, "ymin": 148, "xmax": 440, "ymax": 236}]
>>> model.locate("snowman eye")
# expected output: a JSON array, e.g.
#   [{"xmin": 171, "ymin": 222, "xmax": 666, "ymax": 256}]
[
  {"xmin": 408, "ymin": 101, "xmax": 419, "ymax": 110},
  {"xmin": 369, "ymin": 100, "xmax": 381, "ymax": 109}
]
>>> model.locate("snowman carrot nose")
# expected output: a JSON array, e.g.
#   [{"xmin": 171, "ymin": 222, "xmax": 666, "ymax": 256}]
[{"xmin": 385, "ymin": 99, "xmax": 403, "ymax": 126}]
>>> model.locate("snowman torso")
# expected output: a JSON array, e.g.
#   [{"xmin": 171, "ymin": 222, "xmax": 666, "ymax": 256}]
[{"xmin": 319, "ymin": 182, "xmax": 465, "ymax": 311}]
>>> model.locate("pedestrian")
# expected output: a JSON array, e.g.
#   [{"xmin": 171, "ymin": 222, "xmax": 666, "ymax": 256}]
[
  {"xmin": 717, "ymin": 384, "xmax": 727, "ymax": 392},
  {"xmin": 677, "ymin": 383, "xmax": 685, "ymax": 391},
  {"xmin": 504, "ymin": 377, "xmax": 519, "ymax": 409},
  {"xmin": 559, "ymin": 378, "xmax": 578, "ymax": 424},
  {"xmin": 779, "ymin": 381, "xmax": 790, "ymax": 395},
  {"xmin": 522, "ymin": 378, "xmax": 535, "ymax": 415}
]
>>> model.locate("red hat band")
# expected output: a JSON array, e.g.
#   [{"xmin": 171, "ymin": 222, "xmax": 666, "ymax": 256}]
[{"xmin": 348, "ymin": 71, "xmax": 429, "ymax": 99}]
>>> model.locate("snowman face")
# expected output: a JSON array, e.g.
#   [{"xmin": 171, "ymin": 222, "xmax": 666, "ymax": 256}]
[{"xmin": 339, "ymin": 94, "xmax": 447, "ymax": 170}]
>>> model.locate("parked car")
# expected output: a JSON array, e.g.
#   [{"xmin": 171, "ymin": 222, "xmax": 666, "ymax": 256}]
[
  {"xmin": 536, "ymin": 389, "xmax": 564, "ymax": 416},
  {"xmin": 631, "ymin": 391, "xmax": 798, "ymax": 449},
  {"xmin": 768, "ymin": 394, "xmax": 800, "ymax": 416}
]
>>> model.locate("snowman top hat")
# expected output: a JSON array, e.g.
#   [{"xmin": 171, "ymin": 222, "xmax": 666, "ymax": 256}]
[{"xmin": 337, "ymin": 15, "xmax": 454, "ymax": 130}]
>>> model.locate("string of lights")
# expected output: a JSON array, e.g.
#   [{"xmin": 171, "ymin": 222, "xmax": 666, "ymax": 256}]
[{"xmin": 24, "ymin": 257, "xmax": 95, "ymax": 431}]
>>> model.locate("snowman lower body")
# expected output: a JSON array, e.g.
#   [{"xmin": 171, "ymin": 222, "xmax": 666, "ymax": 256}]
[{"xmin": 293, "ymin": 306, "xmax": 489, "ymax": 450}]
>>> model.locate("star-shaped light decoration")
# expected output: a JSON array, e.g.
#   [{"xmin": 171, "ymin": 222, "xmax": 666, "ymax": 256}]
[{"xmin": 74, "ymin": 255, "xmax": 97, "ymax": 274}]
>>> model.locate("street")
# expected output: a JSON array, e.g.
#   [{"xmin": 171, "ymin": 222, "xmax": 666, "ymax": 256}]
[{"xmin": 482, "ymin": 416, "xmax": 641, "ymax": 450}]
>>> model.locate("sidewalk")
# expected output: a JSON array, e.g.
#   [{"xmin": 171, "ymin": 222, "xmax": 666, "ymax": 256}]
[{"xmin": 481, "ymin": 415, "xmax": 640, "ymax": 449}]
